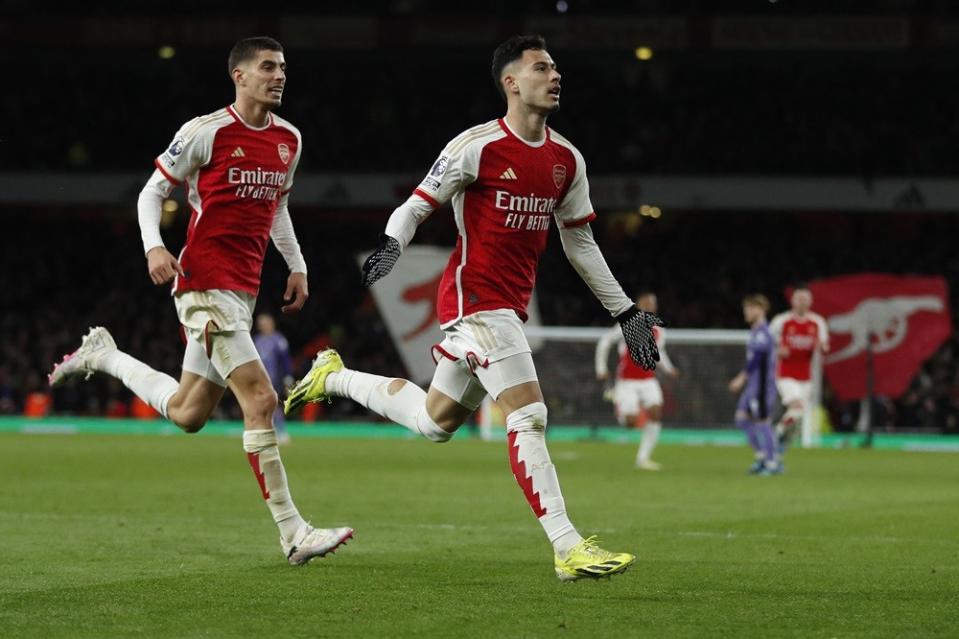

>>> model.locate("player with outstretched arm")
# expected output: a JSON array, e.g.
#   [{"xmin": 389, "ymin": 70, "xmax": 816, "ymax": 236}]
[{"xmin": 284, "ymin": 35, "xmax": 662, "ymax": 581}]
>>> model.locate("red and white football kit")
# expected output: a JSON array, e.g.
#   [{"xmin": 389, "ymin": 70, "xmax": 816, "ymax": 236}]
[
  {"xmin": 384, "ymin": 118, "xmax": 633, "ymax": 400},
  {"xmin": 130, "ymin": 104, "xmax": 348, "ymax": 562},
  {"xmin": 139, "ymin": 105, "xmax": 306, "ymax": 381},
  {"xmin": 595, "ymin": 326, "xmax": 674, "ymax": 419},
  {"xmin": 769, "ymin": 311, "xmax": 829, "ymax": 405},
  {"xmin": 343, "ymin": 116, "xmax": 638, "ymax": 559},
  {"xmin": 152, "ymin": 105, "xmax": 303, "ymax": 296},
  {"xmin": 401, "ymin": 118, "xmax": 597, "ymax": 327}
]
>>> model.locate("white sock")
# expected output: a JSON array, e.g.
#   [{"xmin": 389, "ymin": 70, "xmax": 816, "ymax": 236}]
[
  {"xmin": 638, "ymin": 421, "xmax": 662, "ymax": 463},
  {"xmin": 243, "ymin": 429, "xmax": 307, "ymax": 543},
  {"xmin": 506, "ymin": 402, "xmax": 582, "ymax": 555},
  {"xmin": 327, "ymin": 369, "xmax": 452, "ymax": 442},
  {"xmin": 99, "ymin": 350, "xmax": 178, "ymax": 418}
]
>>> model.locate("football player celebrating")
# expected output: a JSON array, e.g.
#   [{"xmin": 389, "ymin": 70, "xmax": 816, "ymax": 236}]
[{"xmin": 286, "ymin": 35, "xmax": 661, "ymax": 581}]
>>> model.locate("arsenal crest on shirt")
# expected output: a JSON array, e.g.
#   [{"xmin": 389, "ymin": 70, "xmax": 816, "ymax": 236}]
[
  {"xmin": 552, "ymin": 164, "xmax": 567, "ymax": 190},
  {"xmin": 277, "ymin": 143, "xmax": 290, "ymax": 165}
]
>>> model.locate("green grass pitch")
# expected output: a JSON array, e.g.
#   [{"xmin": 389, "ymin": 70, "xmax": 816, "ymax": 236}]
[{"xmin": 2, "ymin": 432, "xmax": 957, "ymax": 638}]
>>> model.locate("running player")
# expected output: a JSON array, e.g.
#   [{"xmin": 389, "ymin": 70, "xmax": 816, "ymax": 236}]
[
  {"xmin": 595, "ymin": 291, "xmax": 678, "ymax": 471},
  {"xmin": 728, "ymin": 294, "xmax": 780, "ymax": 475},
  {"xmin": 769, "ymin": 285, "xmax": 830, "ymax": 449},
  {"xmin": 254, "ymin": 312, "xmax": 294, "ymax": 445},
  {"xmin": 48, "ymin": 37, "xmax": 352, "ymax": 565},
  {"xmin": 285, "ymin": 35, "xmax": 662, "ymax": 581}
]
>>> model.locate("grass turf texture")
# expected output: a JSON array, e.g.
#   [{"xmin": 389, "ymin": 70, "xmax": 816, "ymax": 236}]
[{"xmin": 2, "ymin": 433, "xmax": 957, "ymax": 638}]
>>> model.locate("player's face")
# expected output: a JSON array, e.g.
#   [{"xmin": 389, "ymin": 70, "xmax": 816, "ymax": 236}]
[
  {"xmin": 235, "ymin": 50, "xmax": 287, "ymax": 109},
  {"xmin": 792, "ymin": 289, "xmax": 812, "ymax": 314},
  {"xmin": 637, "ymin": 294, "xmax": 658, "ymax": 314},
  {"xmin": 506, "ymin": 49, "xmax": 561, "ymax": 114},
  {"xmin": 743, "ymin": 303, "xmax": 761, "ymax": 324}
]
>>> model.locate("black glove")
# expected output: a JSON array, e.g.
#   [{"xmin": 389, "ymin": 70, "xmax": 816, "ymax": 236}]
[
  {"xmin": 361, "ymin": 234, "xmax": 402, "ymax": 287},
  {"xmin": 617, "ymin": 306, "xmax": 665, "ymax": 371}
]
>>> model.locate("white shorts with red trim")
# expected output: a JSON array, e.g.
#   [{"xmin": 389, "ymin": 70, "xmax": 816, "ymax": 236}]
[
  {"xmin": 613, "ymin": 379, "xmax": 663, "ymax": 417},
  {"xmin": 776, "ymin": 378, "xmax": 811, "ymax": 406},
  {"xmin": 175, "ymin": 289, "xmax": 260, "ymax": 381},
  {"xmin": 431, "ymin": 309, "xmax": 537, "ymax": 403},
  {"xmin": 175, "ymin": 289, "xmax": 256, "ymax": 333},
  {"xmin": 438, "ymin": 309, "xmax": 532, "ymax": 365}
]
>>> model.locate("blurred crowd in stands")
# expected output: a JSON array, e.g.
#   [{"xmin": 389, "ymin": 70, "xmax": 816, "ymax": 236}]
[
  {"xmin": 17, "ymin": 47, "xmax": 959, "ymax": 177},
  {"xmin": 2, "ymin": 210, "xmax": 956, "ymax": 432},
  {"xmin": 6, "ymin": 25, "xmax": 958, "ymax": 431}
]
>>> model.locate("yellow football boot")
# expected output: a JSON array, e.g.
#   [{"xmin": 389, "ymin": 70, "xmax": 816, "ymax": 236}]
[
  {"xmin": 284, "ymin": 349, "xmax": 344, "ymax": 415},
  {"xmin": 554, "ymin": 536, "xmax": 635, "ymax": 582}
]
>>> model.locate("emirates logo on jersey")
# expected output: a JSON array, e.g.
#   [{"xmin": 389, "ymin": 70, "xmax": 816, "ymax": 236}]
[
  {"xmin": 552, "ymin": 164, "xmax": 567, "ymax": 190},
  {"xmin": 277, "ymin": 143, "xmax": 291, "ymax": 165},
  {"xmin": 786, "ymin": 333, "xmax": 816, "ymax": 349}
]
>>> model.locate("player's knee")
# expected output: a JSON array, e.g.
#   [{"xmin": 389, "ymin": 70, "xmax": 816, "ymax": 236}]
[
  {"xmin": 423, "ymin": 392, "xmax": 471, "ymax": 436},
  {"xmin": 505, "ymin": 401, "xmax": 548, "ymax": 433},
  {"xmin": 250, "ymin": 385, "xmax": 279, "ymax": 419},
  {"xmin": 180, "ymin": 420, "xmax": 205, "ymax": 434},
  {"xmin": 417, "ymin": 409, "xmax": 455, "ymax": 443},
  {"xmin": 173, "ymin": 411, "xmax": 207, "ymax": 434},
  {"xmin": 166, "ymin": 400, "xmax": 205, "ymax": 433},
  {"xmin": 431, "ymin": 411, "xmax": 466, "ymax": 435}
]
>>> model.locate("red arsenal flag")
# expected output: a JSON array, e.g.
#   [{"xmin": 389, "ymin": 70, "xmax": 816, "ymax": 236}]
[{"xmin": 806, "ymin": 274, "xmax": 951, "ymax": 401}]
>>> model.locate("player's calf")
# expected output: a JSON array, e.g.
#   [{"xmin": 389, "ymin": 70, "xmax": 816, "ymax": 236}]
[
  {"xmin": 505, "ymin": 401, "xmax": 586, "ymax": 557},
  {"xmin": 50, "ymin": 326, "xmax": 181, "ymax": 419}
]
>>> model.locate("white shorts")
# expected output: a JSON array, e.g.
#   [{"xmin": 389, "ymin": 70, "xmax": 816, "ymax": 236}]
[
  {"xmin": 613, "ymin": 379, "xmax": 664, "ymax": 417},
  {"xmin": 431, "ymin": 309, "xmax": 537, "ymax": 404},
  {"xmin": 175, "ymin": 290, "xmax": 260, "ymax": 383},
  {"xmin": 776, "ymin": 378, "xmax": 811, "ymax": 406},
  {"xmin": 175, "ymin": 289, "xmax": 256, "ymax": 332}
]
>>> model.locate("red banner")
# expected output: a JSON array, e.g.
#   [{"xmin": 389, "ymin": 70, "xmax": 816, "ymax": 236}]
[{"xmin": 806, "ymin": 274, "xmax": 951, "ymax": 401}]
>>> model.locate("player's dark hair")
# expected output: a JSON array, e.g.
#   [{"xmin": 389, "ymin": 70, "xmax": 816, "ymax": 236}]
[
  {"xmin": 793, "ymin": 282, "xmax": 810, "ymax": 292},
  {"xmin": 491, "ymin": 34, "xmax": 547, "ymax": 102},
  {"xmin": 228, "ymin": 37, "xmax": 283, "ymax": 77},
  {"xmin": 743, "ymin": 294, "xmax": 770, "ymax": 313},
  {"xmin": 636, "ymin": 289, "xmax": 656, "ymax": 300}
]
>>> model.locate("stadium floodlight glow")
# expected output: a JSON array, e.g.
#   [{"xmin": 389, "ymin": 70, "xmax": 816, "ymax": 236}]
[
  {"xmin": 639, "ymin": 204, "xmax": 651, "ymax": 216},
  {"xmin": 158, "ymin": 45, "xmax": 176, "ymax": 60},
  {"xmin": 162, "ymin": 199, "xmax": 179, "ymax": 213},
  {"xmin": 635, "ymin": 47, "xmax": 653, "ymax": 61},
  {"xmin": 555, "ymin": 0, "xmax": 569, "ymax": 12},
  {"xmin": 650, "ymin": 206, "xmax": 662, "ymax": 218}
]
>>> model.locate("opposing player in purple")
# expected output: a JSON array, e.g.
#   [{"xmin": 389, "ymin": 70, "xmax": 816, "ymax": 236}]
[
  {"xmin": 254, "ymin": 312, "xmax": 294, "ymax": 444},
  {"xmin": 728, "ymin": 294, "xmax": 781, "ymax": 475}
]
